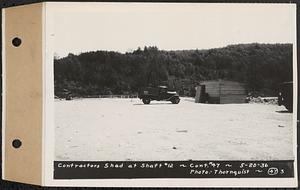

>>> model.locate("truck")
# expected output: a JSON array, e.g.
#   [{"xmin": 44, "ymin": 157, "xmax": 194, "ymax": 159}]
[
  {"xmin": 138, "ymin": 86, "xmax": 180, "ymax": 104},
  {"xmin": 278, "ymin": 81, "xmax": 293, "ymax": 112}
]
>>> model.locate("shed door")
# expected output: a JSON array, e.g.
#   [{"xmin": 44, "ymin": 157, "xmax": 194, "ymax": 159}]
[{"xmin": 200, "ymin": 85, "xmax": 206, "ymax": 103}]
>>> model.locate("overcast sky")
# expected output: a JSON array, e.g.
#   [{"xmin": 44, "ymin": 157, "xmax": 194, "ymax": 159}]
[{"xmin": 50, "ymin": 3, "xmax": 296, "ymax": 57}]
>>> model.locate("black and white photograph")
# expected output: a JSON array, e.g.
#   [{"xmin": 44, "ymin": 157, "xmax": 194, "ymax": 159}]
[
  {"xmin": 1, "ymin": 1, "xmax": 299, "ymax": 188},
  {"xmin": 50, "ymin": 2, "xmax": 297, "ymax": 181}
]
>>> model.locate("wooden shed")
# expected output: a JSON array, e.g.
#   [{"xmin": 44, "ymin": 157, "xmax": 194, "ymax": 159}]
[{"xmin": 195, "ymin": 80, "xmax": 247, "ymax": 104}]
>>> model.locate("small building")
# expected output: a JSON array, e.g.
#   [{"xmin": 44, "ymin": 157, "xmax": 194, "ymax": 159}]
[{"xmin": 195, "ymin": 80, "xmax": 247, "ymax": 104}]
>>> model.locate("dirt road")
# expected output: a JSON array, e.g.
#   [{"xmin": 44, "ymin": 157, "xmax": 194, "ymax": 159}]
[{"xmin": 55, "ymin": 98, "xmax": 294, "ymax": 161}]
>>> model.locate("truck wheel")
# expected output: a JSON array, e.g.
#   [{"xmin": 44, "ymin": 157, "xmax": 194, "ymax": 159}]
[
  {"xmin": 142, "ymin": 98, "xmax": 151, "ymax": 104},
  {"xmin": 171, "ymin": 97, "xmax": 180, "ymax": 104}
]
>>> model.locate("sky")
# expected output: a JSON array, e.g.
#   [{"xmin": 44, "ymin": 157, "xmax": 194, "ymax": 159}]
[{"xmin": 50, "ymin": 2, "xmax": 296, "ymax": 58}]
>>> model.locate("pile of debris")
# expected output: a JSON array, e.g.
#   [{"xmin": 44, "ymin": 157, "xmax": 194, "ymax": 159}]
[{"xmin": 246, "ymin": 97, "xmax": 278, "ymax": 105}]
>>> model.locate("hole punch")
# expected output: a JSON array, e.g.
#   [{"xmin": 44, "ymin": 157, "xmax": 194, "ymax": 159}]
[
  {"xmin": 12, "ymin": 139, "xmax": 22, "ymax": 149},
  {"xmin": 12, "ymin": 37, "xmax": 22, "ymax": 47}
]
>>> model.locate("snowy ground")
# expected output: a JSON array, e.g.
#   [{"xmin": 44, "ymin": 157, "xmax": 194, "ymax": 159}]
[{"xmin": 55, "ymin": 98, "xmax": 294, "ymax": 161}]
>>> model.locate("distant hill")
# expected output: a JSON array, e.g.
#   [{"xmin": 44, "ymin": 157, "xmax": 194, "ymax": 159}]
[{"xmin": 54, "ymin": 43, "xmax": 293, "ymax": 97}]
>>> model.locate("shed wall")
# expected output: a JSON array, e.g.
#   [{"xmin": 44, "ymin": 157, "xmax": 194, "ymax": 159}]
[
  {"xmin": 220, "ymin": 81, "xmax": 246, "ymax": 104},
  {"xmin": 198, "ymin": 80, "xmax": 246, "ymax": 104},
  {"xmin": 201, "ymin": 81, "xmax": 220, "ymax": 97}
]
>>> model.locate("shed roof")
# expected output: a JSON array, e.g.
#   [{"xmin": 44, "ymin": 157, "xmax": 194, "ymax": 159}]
[{"xmin": 200, "ymin": 80, "xmax": 245, "ymax": 85}]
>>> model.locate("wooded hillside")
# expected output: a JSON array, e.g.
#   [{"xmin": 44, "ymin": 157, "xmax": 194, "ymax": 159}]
[{"xmin": 54, "ymin": 43, "xmax": 293, "ymax": 97}]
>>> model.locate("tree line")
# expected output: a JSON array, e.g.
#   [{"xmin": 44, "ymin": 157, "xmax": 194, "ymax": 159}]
[{"xmin": 54, "ymin": 43, "xmax": 293, "ymax": 97}]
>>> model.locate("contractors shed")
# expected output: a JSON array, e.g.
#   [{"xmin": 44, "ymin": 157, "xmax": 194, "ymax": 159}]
[{"xmin": 195, "ymin": 80, "xmax": 247, "ymax": 104}]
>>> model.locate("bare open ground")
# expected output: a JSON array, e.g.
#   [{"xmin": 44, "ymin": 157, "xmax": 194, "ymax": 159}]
[{"xmin": 55, "ymin": 98, "xmax": 294, "ymax": 161}]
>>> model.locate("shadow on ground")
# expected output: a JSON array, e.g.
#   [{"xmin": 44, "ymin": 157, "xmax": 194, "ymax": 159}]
[
  {"xmin": 133, "ymin": 102, "xmax": 174, "ymax": 106},
  {"xmin": 276, "ymin": 110, "xmax": 292, "ymax": 113}
]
